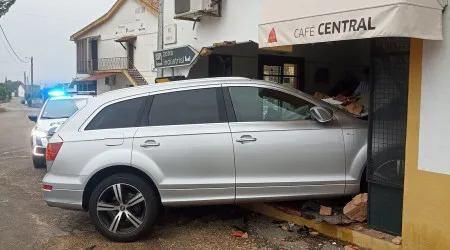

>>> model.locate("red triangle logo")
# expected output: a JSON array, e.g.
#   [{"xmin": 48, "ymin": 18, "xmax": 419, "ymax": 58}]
[{"xmin": 268, "ymin": 28, "xmax": 277, "ymax": 43}]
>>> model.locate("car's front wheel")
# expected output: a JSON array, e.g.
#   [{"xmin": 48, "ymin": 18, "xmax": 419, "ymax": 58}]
[{"xmin": 88, "ymin": 174, "xmax": 159, "ymax": 242}]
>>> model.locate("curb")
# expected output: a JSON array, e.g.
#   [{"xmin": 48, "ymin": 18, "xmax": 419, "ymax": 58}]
[{"xmin": 241, "ymin": 203, "xmax": 401, "ymax": 250}]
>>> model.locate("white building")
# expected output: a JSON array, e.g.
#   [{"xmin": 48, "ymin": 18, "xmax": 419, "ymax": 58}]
[
  {"xmin": 72, "ymin": 0, "xmax": 371, "ymax": 95},
  {"xmin": 18, "ymin": 84, "xmax": 25, "ymax": 98},
  {"xmin": 72, "ymin": 0, "xmax": 159, "ymax": 94}
]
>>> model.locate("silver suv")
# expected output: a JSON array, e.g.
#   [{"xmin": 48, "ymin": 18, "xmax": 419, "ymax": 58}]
[{"xmin": 42, "ymin": 77, "xmax": 367, "ymax": 242}]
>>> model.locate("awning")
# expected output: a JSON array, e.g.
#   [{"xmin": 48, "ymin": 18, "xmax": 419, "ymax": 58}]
[
  {"xmin": 115, "ymin": 36, "xmax": 137, "ymax": 42},
  {"xmin": 81, "ymin": 72, "xmax": 117, "ymax": 81},
  {"xmin": 259, "ymin": 0, "xmax": 444, "ymax": 48}
]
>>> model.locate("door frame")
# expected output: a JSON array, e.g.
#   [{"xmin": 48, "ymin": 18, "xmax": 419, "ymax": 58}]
[
  {"xmin": 127, "ymin": 41, "xmax": 135, "ymax": 69},
  {"xmin": 90, "ymin": 39, "xmax": 99, "ymax": 71}
]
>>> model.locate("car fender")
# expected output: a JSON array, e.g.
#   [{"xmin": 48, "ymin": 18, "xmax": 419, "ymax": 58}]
[
  {"xmin": 79, "ymin": 147, "xmax": 133, "ymax": 178},
  {"xmin": 130, "ymin": 149, "xmax": 164, "ymax": 187},
  {"xmin": 348, "ymin": 143, "xmax": 368, "ymax": 183}
]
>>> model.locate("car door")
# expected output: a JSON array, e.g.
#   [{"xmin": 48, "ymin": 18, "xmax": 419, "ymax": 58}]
[
  {"xmin": 224, "ymin": 85, "xmax": 346, "ymax": 202},
  {"xmin": 132, "ymin": 86, "xmax": 236, "ymax": 206}
]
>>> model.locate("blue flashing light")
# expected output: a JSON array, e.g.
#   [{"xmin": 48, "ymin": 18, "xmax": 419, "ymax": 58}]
[{"xmin": 48, "ymin": 90, "xmax": 66, "ymax": 97}]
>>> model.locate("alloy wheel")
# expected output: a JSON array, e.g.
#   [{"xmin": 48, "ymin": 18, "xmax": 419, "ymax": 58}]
[{"xmin": 96, "ymin": 183, "xmax": 147, "ymax": 234}]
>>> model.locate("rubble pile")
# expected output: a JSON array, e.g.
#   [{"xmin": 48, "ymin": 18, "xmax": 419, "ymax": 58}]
[{"xmin": 314, "ymin": 92, "xmax": 368, "ymax": 116}]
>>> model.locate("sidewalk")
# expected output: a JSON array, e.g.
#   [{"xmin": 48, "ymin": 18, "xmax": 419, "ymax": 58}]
[{"xmin": 242, "ymin": 203, "xmax": 402, "ymax": 250}]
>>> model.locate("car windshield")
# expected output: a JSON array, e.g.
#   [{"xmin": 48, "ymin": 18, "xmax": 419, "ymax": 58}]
[{"xmin": 41, "ymin": 99, "xmax": 88, "ymax": 119}]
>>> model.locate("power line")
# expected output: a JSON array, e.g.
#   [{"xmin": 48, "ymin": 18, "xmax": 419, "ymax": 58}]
[
  {"xmin": 0, "ymin": 24, "xmax": 28, "ymax": 63},
  {"xmin": 0, "ymin": 34, "xmax": 22, "ymax": 66}
]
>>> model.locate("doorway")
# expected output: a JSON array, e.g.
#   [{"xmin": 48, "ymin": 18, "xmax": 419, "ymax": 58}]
[
  {"xmin": 127, "ymin": 41, "xmax": 135, "ymax": 69},
  {"xmin": 91, "ymin": 39, "xmax": 98, "ymax": 71}
]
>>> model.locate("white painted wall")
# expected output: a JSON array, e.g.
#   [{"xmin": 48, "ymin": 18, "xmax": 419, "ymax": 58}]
[
  {"xmin": 96, "ymin": 73, "xmax": 132, "ymax": 94},
  {"xmin": 78, "ymin": 0, "xmax": 158, "ymax": 84},
  {"xmin": 162, "ymin": 0, "xmax": 262, "ymax": 77},
  {"xmin": 418, "ymin": 10, "xmax": 450, "ymax": 175},
  {"xmin": 163, "ymin": 0, "xmax": 261, "ymax": 50},
  {"xmin": 112, "ymin": 74, "xmax": 132, "ymax": 90},
  {"xmin": 18, "ymin": 85, "xmax": 25, "ymax": 98},
  {"xmin": 96, "ymin": 78, "xmax": 111, "ymax": 94}
]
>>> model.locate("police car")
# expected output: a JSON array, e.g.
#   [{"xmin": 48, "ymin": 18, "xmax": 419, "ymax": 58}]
[{"xmin": 28, "ymin": 91, "xmax": 93, "ymax": 168}]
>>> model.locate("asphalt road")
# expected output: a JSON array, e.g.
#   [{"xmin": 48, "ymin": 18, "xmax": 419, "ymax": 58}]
[{"xmin": 0, "ymin": 98, "xmax": 344, "ymax": 250}]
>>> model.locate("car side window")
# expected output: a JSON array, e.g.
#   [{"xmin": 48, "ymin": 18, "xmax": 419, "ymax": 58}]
[
  {"xmin": 85, "ymin": 96, "xmax": 147, "ymax": 130},
  {"xmin": 148, "ymin": 88, "xmax": 226, "ymax": 126},
  {"xmin": 228, "ymin": 87, "xmax": 313, "ymax": 122}
]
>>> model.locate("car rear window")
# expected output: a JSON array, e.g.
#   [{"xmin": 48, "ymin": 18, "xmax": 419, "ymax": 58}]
[{"xmin": 85, "ymin": 96, "xmax": 147, "ymax": 130}]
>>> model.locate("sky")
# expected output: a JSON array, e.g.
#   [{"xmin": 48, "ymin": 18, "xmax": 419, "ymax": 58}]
[{"xmin": 0, "ymin": 0, "xmax": 116, "ymax": 85}]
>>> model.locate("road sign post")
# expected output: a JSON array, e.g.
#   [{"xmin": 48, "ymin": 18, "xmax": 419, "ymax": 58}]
[{"xmin": 153, "ymin": 45, "xmax": 199, "ymax": 69}]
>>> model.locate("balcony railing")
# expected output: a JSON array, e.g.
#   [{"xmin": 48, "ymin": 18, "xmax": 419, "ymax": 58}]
[
  {"xmin": 77, "ymin": 57, "xmax": 131, "ymax": 74},
  {"xmin": 93, "ymin": 57, "xmax": 130, "ymax": 71}
]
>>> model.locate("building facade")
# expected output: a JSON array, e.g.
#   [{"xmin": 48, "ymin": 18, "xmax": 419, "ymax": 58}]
[
  {"xmin": 72, "ymin": 0, "xmax": 158, "ymax": 94},
  {"xmin": 164, "ymin": 1, "xmax": 450, "ymax": 248},
  {"xmin": 402, "ymin": 8, "xmax": 450, "ymax": 249},
  {"xmin": 71, "ymin": 1, "xmax": 450, "ymax": 248}
]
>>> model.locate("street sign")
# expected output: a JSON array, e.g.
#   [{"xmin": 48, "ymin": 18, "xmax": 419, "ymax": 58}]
[
  {"xmin": 153, "ymin": 45, "xmax": 199, "ymax": 69},
  {"xmin": 164, "ymin": 24, "xmax": 177, "ymax": 45}
]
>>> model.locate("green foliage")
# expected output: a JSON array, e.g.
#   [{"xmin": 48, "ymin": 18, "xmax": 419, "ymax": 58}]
[
  {"xmin": 0, "ymin": 84, "xmax": 11, "ymax": 101},
  {"xmin": 0, "ymin": 0, "xmax": 16, "ymax": 19}
]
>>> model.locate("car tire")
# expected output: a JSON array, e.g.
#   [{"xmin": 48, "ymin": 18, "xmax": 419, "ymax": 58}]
[
  {"xmin": 88, "ymin": 173, "xmax": 159, "ymax": 242},
  {"xmin": 32, "ymin": 155, "xmax": 46, "ymax": 169}
]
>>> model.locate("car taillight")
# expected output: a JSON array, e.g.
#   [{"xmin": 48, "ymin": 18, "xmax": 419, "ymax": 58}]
[{"xmin": 46, "ymin": 142, "xmax": 63, "ymax": 161}]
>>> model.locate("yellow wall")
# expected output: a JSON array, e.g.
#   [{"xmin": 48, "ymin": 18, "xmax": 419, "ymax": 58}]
[{"xmin": 402, "ymin": 39, "xmax": 450, "ymax": 249}]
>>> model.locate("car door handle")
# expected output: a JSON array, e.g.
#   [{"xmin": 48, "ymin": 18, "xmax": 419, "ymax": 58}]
[
  {"xmin": 140, "ymin": 140, "xmax": 160, "ymax": 148},
  {"xmin": 236, "ymin": 135, "xmax": 257, "ymax": 143}
]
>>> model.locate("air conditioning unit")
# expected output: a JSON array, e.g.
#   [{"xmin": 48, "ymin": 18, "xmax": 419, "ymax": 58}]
[{"xmin": 174, "ymin": 0, "xmax": 221, "ymax": 21}]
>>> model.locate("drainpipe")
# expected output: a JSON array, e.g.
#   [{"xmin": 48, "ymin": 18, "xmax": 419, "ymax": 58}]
[{"xmin": 157, "ymin": 0, "xmax": 164, "ymax": 78}]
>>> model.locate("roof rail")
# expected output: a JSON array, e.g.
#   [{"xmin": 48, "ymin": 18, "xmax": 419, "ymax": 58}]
[{"xmin": 175, "ymin": 77, "xmax": 250, "ymax": 84}]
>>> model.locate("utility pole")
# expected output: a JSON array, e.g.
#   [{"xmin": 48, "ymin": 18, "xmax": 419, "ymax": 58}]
[
  {"xmin": 157, "ymin": 0, "xmax": 164, "ymax": 78},
  {"xmin": 30, "ymin": 56, "xmax": 34, "ymax": 98}
]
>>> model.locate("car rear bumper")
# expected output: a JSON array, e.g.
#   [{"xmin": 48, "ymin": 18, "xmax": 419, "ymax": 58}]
[{"xmin": 42, "ymin": 173, "xmax": 85, "ymax": 211}]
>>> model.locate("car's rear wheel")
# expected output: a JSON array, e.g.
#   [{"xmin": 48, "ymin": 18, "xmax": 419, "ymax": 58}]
[
  {"xmin": 88, "ymin": 174, "xmax": 159, "ymax": 242},
  {"xmin": 32, "ymin": 155, "xmax": 46, "ymax": 169}
]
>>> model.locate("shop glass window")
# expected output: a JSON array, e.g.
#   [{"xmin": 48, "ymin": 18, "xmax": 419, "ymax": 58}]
[
  {"xmin": 228, "ymin": 87, "xmax": 312, "ymax": 122},
  {"xmin": 263, "ymin": 64, "xmax": 298, "ymax": 89}
]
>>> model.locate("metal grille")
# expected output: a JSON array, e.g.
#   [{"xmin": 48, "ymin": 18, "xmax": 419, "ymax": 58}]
[
  {"xmin": 367, "ymin": 38, "xmax": 410, "ymax": 236},
  {"xmin": 368, "ymin": 38, "xmax": 410, "ymax": 188}
]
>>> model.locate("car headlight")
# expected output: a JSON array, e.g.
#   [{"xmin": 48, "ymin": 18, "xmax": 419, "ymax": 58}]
[{"xmin": 32, "ymin": 128, "xmax": 48, "ymax": 138}]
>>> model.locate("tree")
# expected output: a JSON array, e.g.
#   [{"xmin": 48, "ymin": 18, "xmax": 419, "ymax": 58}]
[
  {"xmin": 0, "ymin": 84, "xmax": 11, "ymax": 102},
  {"xmin": 0, "ymin": 0, "xmax": 16, "ymax": 19}
]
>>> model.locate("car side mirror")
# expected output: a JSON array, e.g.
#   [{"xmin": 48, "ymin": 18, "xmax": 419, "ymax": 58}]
[
  {"xmin": 310, "ymin": 106, "xmax": 333, "ymax": 123},
  {"xmin": 28, "ymin": 115, "xmax": 38, "ymax": 123}
]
